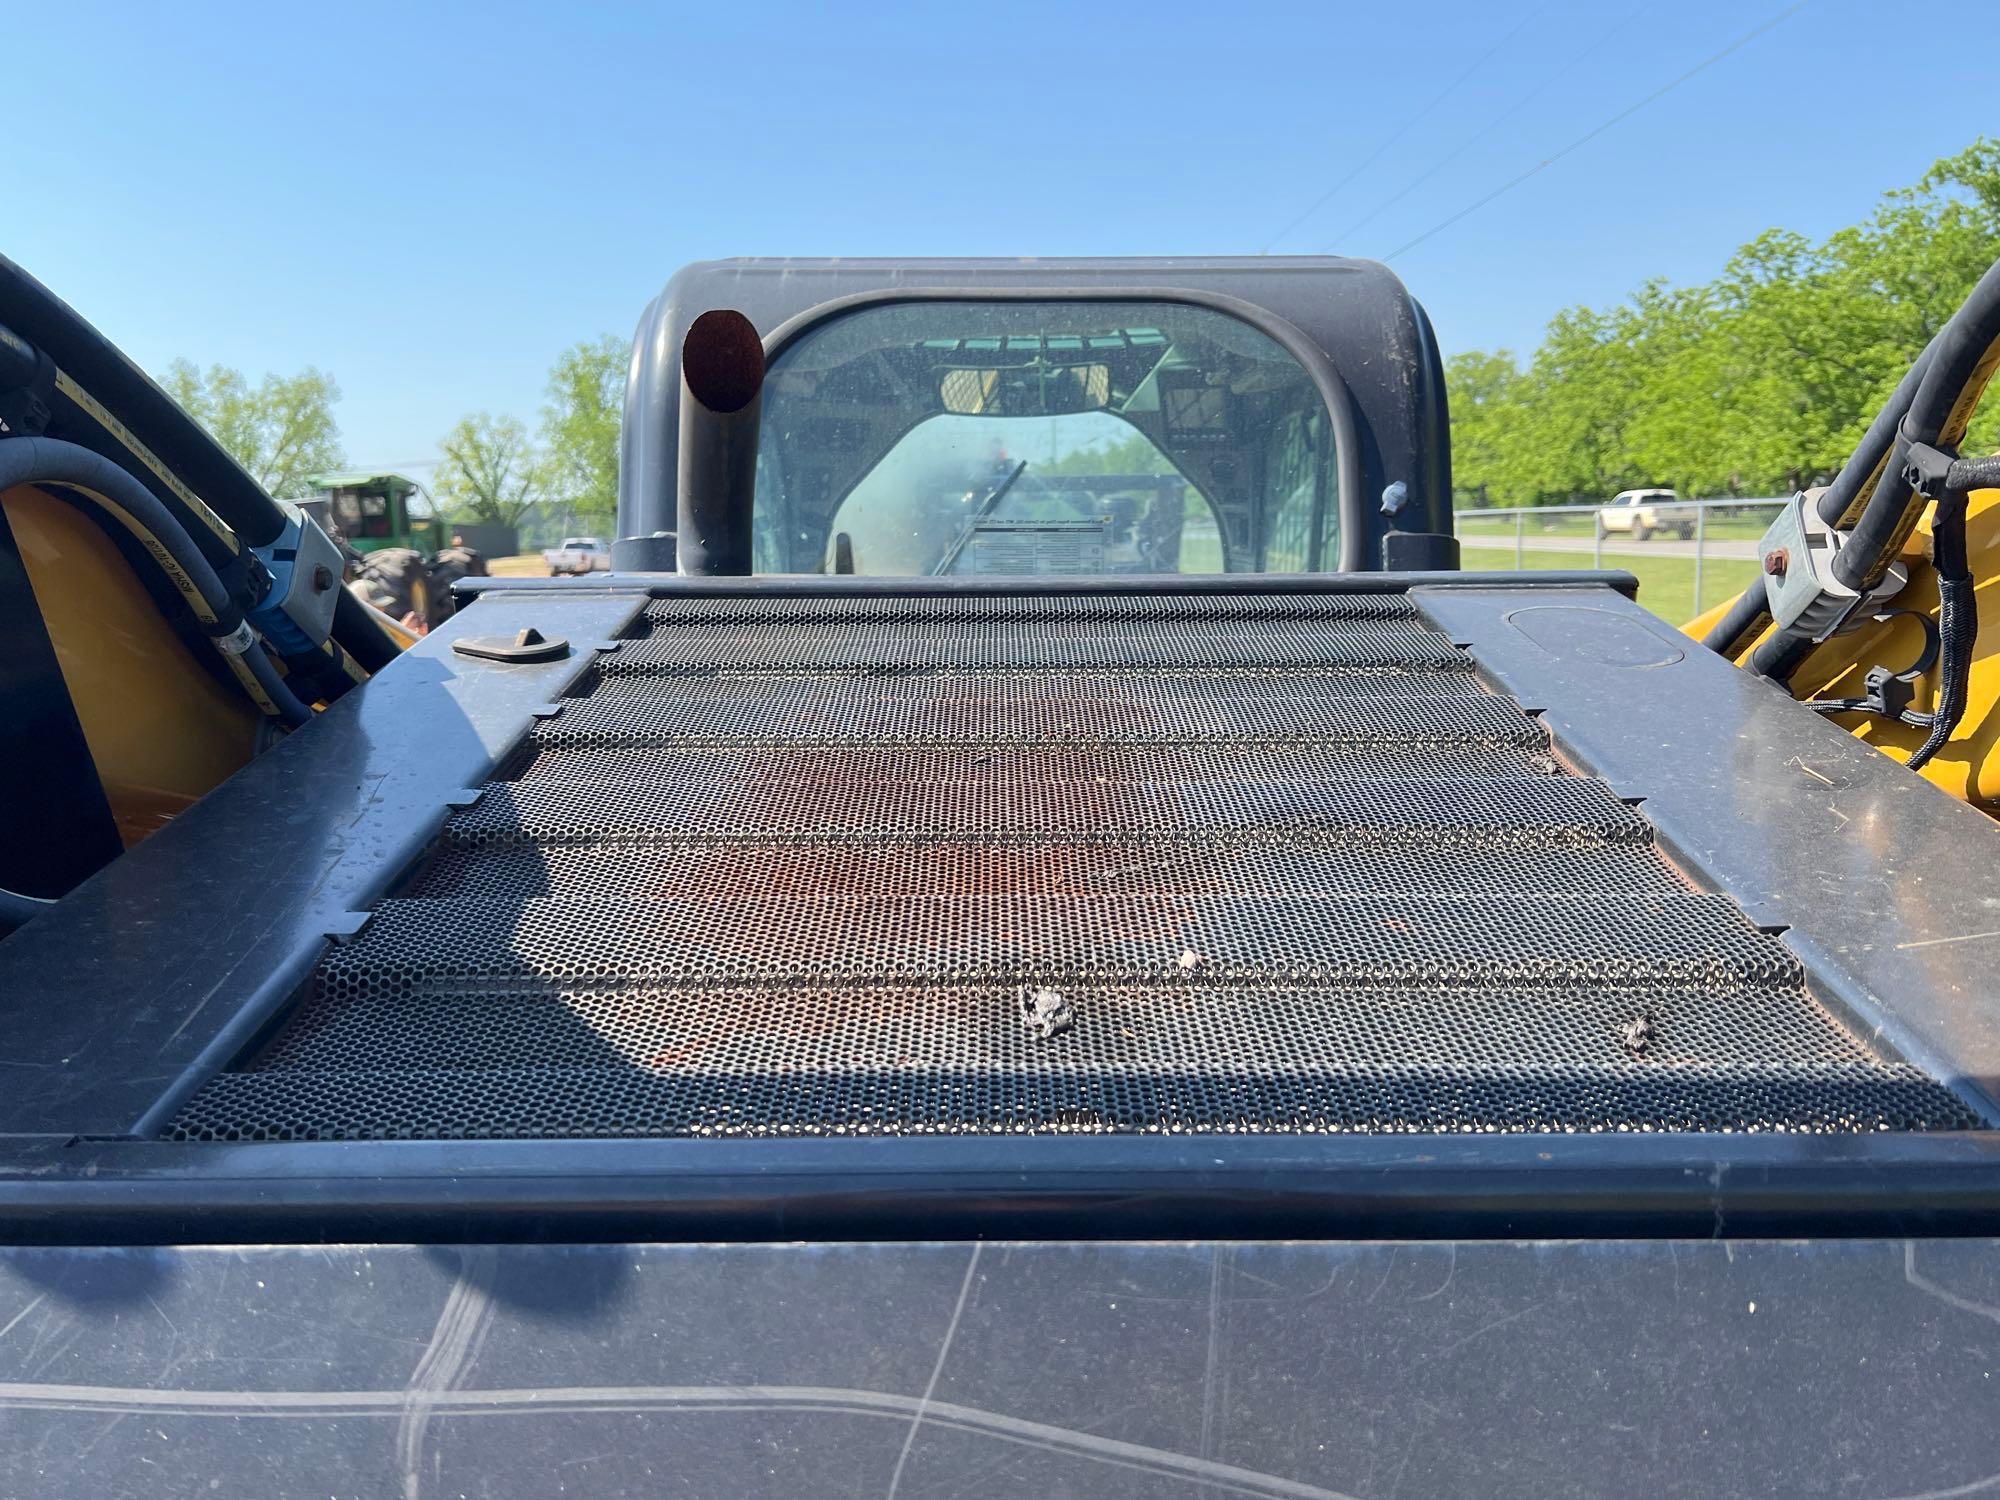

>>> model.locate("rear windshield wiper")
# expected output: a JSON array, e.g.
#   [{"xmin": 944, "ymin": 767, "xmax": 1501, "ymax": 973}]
[{"xmin": 933, "ymin": 459, "xmax": 1030, "ymax": 576}]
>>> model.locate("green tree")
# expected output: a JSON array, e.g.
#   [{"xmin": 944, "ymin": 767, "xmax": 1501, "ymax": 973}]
[
  {"xmin": 161, "ymin": 361, "xmax": 344, "ymax": 497},
  {"xmin": 434, "ymin": 413, "xmax": 543, "ymax": 527},
  {"xmin": 1616, "ymin": 281, "xmax": 1732, "ymax": 495},
  {"xmin": 540, "ymin": 335, "xmax": 626, "ymax": 534},
  {"xmin": 1442, "ymin": 350, "xmax": 1525, "ymax": 505},
  {"xmin": 1446, "ymin": 135, "xmax": 2000, "ymax": 508},
  {"xmin": 1503, "ymin": 302, "xmax": 1647, "ymax": 502},
  {"xmin": 1038, "ymin": 425, "xmax": 1176, "ymax": 477}
]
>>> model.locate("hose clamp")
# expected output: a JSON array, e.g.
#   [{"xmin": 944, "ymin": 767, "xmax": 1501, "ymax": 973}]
[{"xmin": 1901, "ymin": 440, "xmax": 1961, "ymax": 499}]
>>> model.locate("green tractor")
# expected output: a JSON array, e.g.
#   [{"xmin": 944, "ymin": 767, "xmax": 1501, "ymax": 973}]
[{"xmin": 294, "ymin": 471, "xmax": 481, "ymax": 628}]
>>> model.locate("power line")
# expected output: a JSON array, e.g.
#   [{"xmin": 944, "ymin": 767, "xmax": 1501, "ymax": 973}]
[
  {"xmin": 1382, "ymin": 0, "xmax": 1810, "ymax": 263},
  {"xmin": 1319, "ymin": 2, "xmax": 1650, "ymax": 252},
  {"xmin": 1258, "ymin": 5, "xmax": 1548, "ymax": 255}
]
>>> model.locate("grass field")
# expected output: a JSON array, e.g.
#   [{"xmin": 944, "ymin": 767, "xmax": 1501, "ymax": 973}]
[
  {"xmin": 1460, "ymin": 545, "xmax": 1759, "ymax": 624},
  {"xmin": 1455, "ymin": 508, "xmax": 1778, "ymax": 545},
  {"xmin": 487, "ymin": 553, "xmax": 555, "ymax": 577},
  {"xmin": 485, "ymin": 544, "xmax": 1746, "ymax": 625},
  {"xmin": 1454, "ymin": 505, "xmax": 1778, "ymax": 622}
]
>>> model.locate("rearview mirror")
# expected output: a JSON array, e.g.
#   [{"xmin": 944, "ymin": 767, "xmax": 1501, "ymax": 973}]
[{"xmin": 939, "ymin": 361, "xmax": 1111, "ymax": 417}]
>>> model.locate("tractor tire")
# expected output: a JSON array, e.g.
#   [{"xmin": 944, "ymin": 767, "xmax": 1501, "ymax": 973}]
[
  {"xmin": 352, "ymin": 548, "xmax": 431, "ymax": 628},
  {"xmin": 1677, "ymin": 522, "xmax": 1696, "ymax": 540},
  {"xmin": 425, "ymin": 548, "xmax": 485, "ymax": 627},
  {"xmin": 434, "ymin": 546, "xmax": 486, "ymax": 578}
]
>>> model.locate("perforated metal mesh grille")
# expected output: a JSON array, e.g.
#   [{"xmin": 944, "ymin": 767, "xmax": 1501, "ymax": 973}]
[
  {"xmin": 603, "ymin": 615, "xmax": 1472, "ymax": 675},
  {"xmin": 634, "ymin": 590, "xmax": 1423, "ymax": 627},
  {"xmin": 491, "ymin": 740, "xmax": 1569, "ymax": 786},
  {"xmin": 170, "ymin": 588, "xmax": 1977, "ymax": 1141},
  {"xmin": 172, "ymin": 986, "xmax": 1966, "ymax": 1142},
  {"xmin": 538, "ymin": 675, "xmax": 1535, "ymax": 749},
  {"xmin": 412, "ymin": 839, "xmax": 1689, "ymax": 903},
  {"xmin": 446, "ymin": 771, "xmax": 1646, "ymax": 846},
  {"xmin": 318, "ymin": 890, "xmax": 1796, "ymax": 991}
]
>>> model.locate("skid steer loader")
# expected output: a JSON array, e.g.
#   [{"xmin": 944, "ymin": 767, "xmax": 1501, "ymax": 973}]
[{"xmin": 4, "ymin": 251, "xmax": 2000, "ymax": 1498}]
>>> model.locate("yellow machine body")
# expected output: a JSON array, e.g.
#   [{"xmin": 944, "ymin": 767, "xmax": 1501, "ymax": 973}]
[
  {"xmin": 1, "ymin": 483, "xmax": 259, "ymax": 845},
  {"xmin": 1686, "ymin": 484, "xmax": 2000, "ymax": 812}
]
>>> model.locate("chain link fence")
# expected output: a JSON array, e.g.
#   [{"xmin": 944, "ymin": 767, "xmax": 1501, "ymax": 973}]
[{"xmin": 1453, "ymin": 497, "xmax": 1786, "ymax": 623}]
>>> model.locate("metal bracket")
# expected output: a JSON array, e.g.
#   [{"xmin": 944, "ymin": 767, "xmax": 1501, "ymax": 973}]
[
  {"xmin": 1758, "ymin": 493, "xmax": 1907, "ymax": 640},
  {"xmin": 248, "ymin": 502, "xmax": 344, "ymax": 654}
]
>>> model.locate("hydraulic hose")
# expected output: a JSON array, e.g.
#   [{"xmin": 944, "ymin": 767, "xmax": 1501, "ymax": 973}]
[
  {"xmin": 0, "ymin": 291, "xmax": 398, "ymax": 680},
  {"xmin": 1832, "ymin": 259, "xmax": 2000, "ymax": 596},
  {"xmin": 1813, "ymin": 336, "xmax": 1939, "ymax": 531},
  {"xmin": 0, "ymin": 435, "xmax": 313, "ymax": 726},
  {"xmin": 1700, "ymin": 577, "xmax": 1773, "ymax": 659},
  {"xmin": 1751, "ymin": 258, "xmax": 2000, "ymax": 684},
  {"xmin": 0, "ymin": 435, "xmax": 237, "ymax": 623},
  {"xmin": 1906, "ymin": 491, "xmax": 1974, "ymax": 771},
  {"xmin": 1724, "ymin": 350, "xmax": 1932, "ymax": 670},
  {"xmin": 240, "ymin": 642, "xmax": 313, "ymax": 728},
  {"xmin": 1896, "ymin": 452, "xmax": 2000, "ymax": 770}
]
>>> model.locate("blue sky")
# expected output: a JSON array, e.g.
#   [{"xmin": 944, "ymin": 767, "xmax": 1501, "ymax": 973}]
[{"xmin": 10, "ymin": 0, "xmax": 1999, "ymax": 480}]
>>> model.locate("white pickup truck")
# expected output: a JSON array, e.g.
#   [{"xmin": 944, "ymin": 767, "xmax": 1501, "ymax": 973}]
[
  {"xmin": 542, "ymin": 536, "xmax": 611, "ymax": 576},
  {"xmin": 1596, "ymin": 489, "xmax": 1698, "ymax": 541}
]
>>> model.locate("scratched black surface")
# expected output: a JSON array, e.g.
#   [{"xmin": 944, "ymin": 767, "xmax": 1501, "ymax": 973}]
[
  {"xmin": 2, "ymin": 1239, "xmax": 1998, "ymax": 1499},
  {"xmin": 1415, "ymin": 584, "xmax": 2000, "ymax": 1119},
  {"xmin": 0, "ymin": 587, "xmax": 648, "ymax": 1138}
]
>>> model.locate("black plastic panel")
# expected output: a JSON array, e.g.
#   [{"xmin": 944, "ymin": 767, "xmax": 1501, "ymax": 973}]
[
  {"xmin": 0, "ymin": 587, "xmax": 651, "ymax": 1136},
  {"xmin": 8, "ymin": 1238, "xmax": 2000, "ymax": 1498}
]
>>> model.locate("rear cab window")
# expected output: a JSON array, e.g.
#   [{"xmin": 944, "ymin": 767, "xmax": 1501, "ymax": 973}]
[{"xmin": 752, "ymin": 300, "xmax": 1341, "ymax": 576}]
